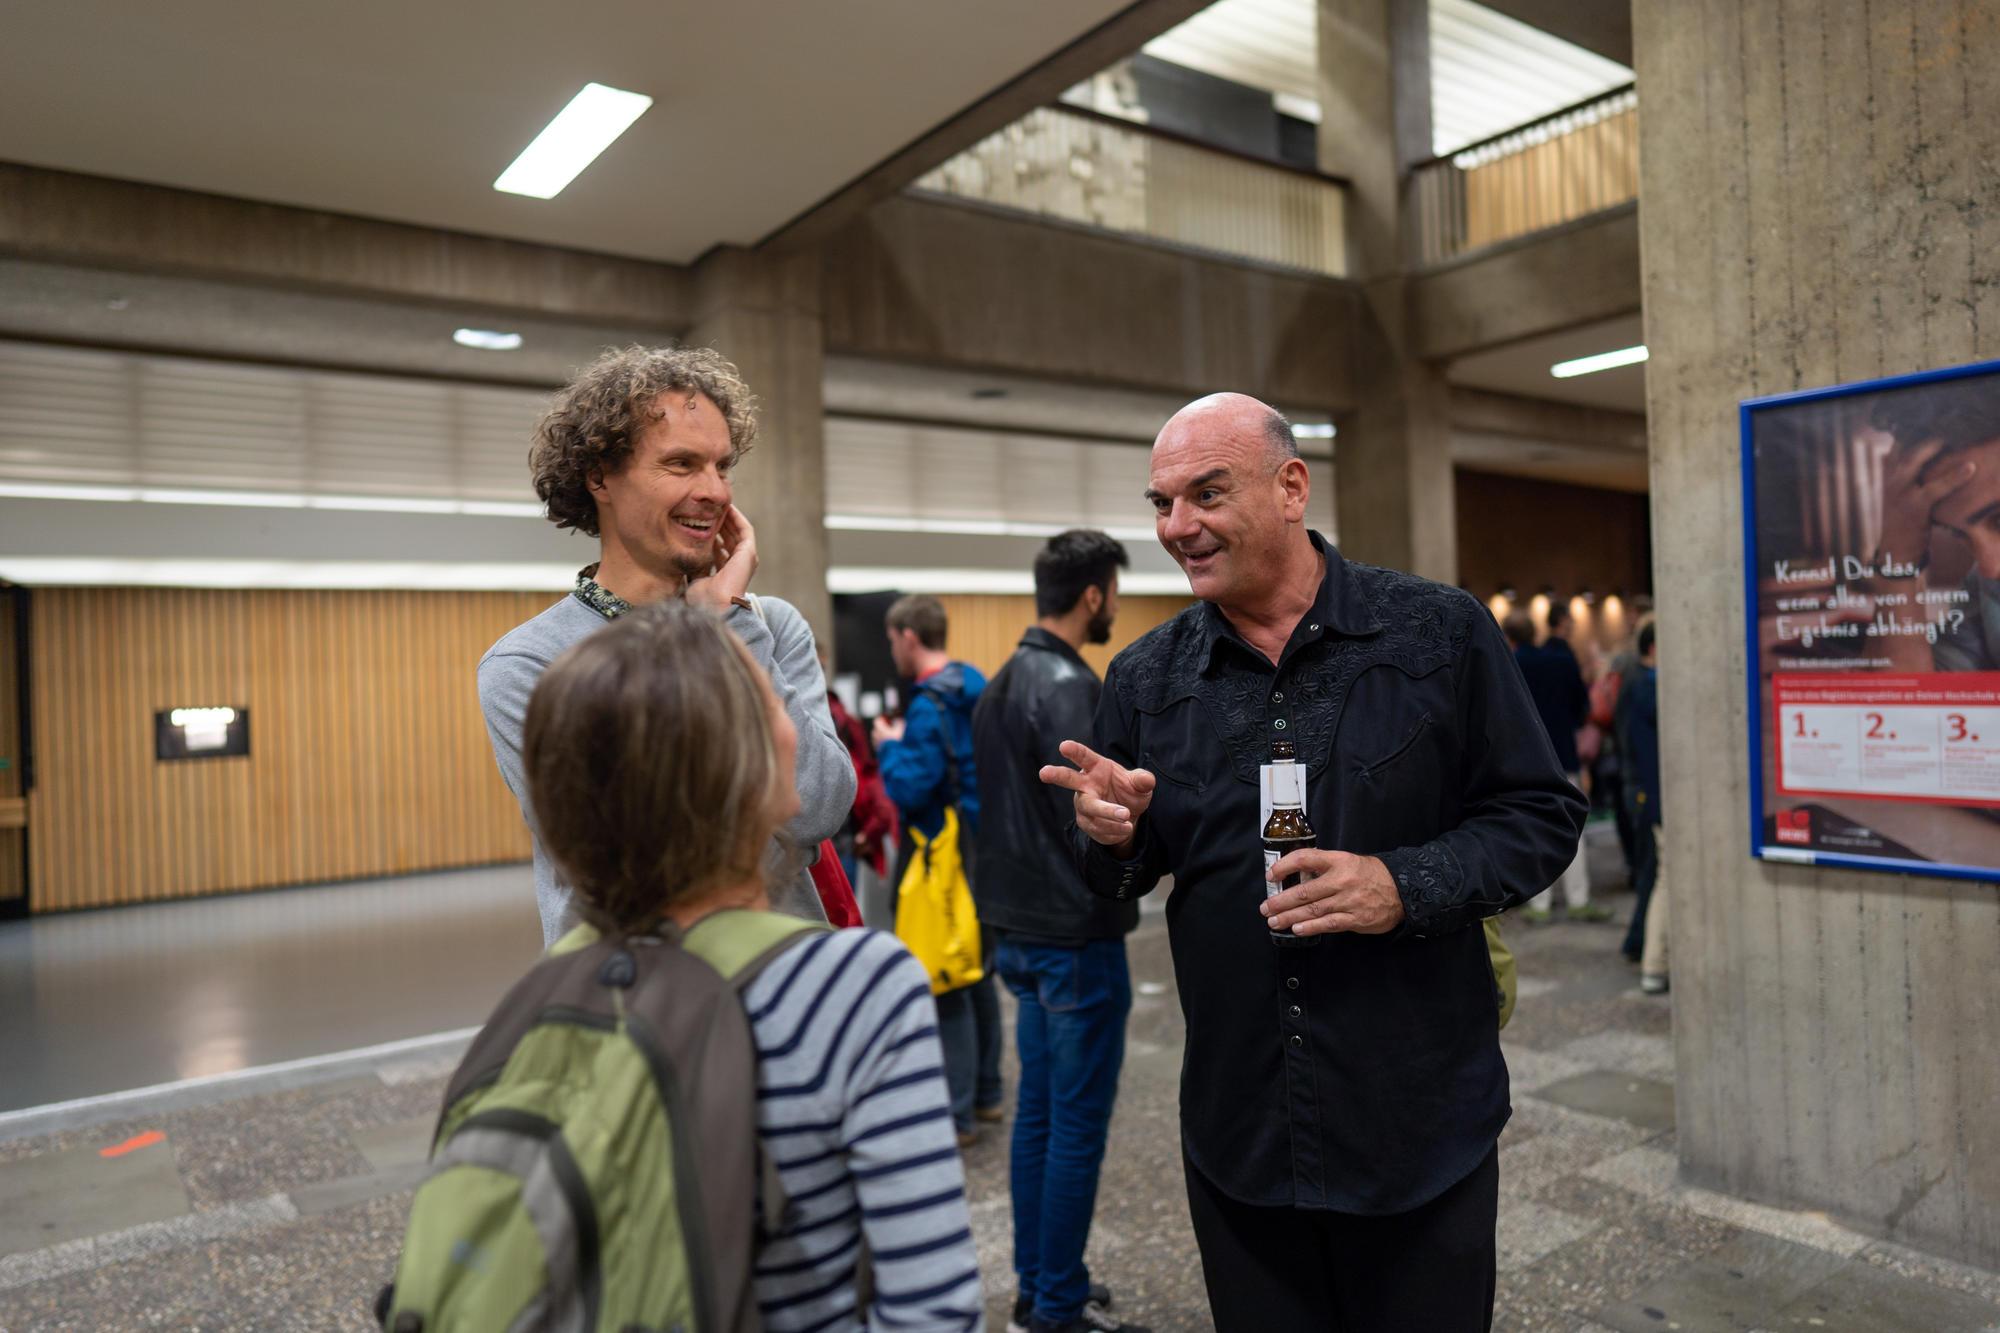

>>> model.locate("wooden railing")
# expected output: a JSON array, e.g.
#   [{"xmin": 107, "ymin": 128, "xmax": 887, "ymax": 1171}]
[
  {"xmin": 1406, "ymin": 84, "xmax": 1638, "ymax": 267},
  {"xmin": 913, "ymin": 104, "xmax": 1350, "ymax": 278}
]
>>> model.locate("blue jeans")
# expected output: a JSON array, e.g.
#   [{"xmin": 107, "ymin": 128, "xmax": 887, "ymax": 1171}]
[
  {"xmin": 938, "ymin": 970, "xmax": 1004, "ymax": 1133},
  {"xmin": 998, "ymin": 936, "xmax": 1132, "ymax": 1326}
]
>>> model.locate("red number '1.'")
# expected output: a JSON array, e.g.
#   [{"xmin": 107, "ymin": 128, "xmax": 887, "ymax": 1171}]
[{"xmin": 1793, "ymin": 712, "xmax": 1807, "ymax": 738}]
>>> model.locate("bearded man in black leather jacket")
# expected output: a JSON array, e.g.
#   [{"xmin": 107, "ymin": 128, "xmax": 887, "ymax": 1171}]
[{"xmin": 971, "ymin": 528, "xmax": 1150, "ymax": 1333}]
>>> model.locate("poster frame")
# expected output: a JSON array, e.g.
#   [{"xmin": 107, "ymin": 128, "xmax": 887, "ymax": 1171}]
[{"xmin": 1741, "ymin": 354, "xmax": 2000, "ymax": 881}]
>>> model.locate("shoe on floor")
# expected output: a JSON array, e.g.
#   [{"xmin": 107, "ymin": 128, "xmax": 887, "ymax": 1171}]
[
  {"xmin": 1031, "ymin": 1297, "xmax": 1147, "ymax": 1333},
  {"xmin": 1518, "ymin": 907, "xmax": 1552, "ymax": 923},
  {"xmin": 1640, "ymin": 973, "xmax": 1670, "ymax": 994},
  {"xmin": 956, "ymin": 1128, "xmax": 979, "ymax": 1149},
  {"xmin": 975, "ymin": 1101, "xmax": 1007, "ymax": 1123},
  {"xmin": 1009, "ymin": 1284, "xmax": 1114, "ymax": 1333},
  {"xmin": 1567, "ymin": 903, "xmax": 1613, "ymax": 922}
]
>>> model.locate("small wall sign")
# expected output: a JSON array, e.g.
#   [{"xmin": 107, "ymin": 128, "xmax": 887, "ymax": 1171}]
[{"xmin": 155, "ymin": 707, "xmax": 250, "ymax": 761}]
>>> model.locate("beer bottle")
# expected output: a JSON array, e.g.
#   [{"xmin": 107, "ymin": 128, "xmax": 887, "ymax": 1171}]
[{"xmin": 1263, "ymin": 739, "xmax": 1320, "ymax": 948}]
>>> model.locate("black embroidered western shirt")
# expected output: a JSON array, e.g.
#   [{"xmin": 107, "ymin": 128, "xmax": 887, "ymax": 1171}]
[{"xmin": 1074, "ymin": 533, "xmax": 1585, "ymax": 1214}]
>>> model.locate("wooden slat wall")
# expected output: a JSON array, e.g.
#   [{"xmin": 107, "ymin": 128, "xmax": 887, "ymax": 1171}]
[
  {"xmin": 933, "ymin": 594, "xmax": 1193, "ymax": 681},
  {"xmin": 27, "ymin": 587, "xmax": 557, "ymax": 912},
  {"xmin": 1463, "ymin": 106, "xmax": 1638, "ymax": 252},
  {"xmin": 0, "ymin": 591, "xmax": 23, "ymax": 904}
]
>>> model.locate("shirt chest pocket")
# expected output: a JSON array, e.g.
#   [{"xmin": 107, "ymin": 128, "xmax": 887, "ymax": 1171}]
[{"xmin": 1327, "ymin": 662, "xmax": 1457, "ymax": 846}]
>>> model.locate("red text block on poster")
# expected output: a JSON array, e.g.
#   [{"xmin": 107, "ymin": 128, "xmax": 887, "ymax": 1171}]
[{"xmin": 1774, "ymin": 672, "xmax": 2000, "ymax": 807}]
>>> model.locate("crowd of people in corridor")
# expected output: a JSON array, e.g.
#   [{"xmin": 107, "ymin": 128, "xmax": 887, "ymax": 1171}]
[{"xmin": 382, "ymin": 342, "xmax": 1661, "ymax": 1332}]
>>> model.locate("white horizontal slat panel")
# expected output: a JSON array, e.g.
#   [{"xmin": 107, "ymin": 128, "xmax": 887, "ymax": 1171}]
[
  {"xmin": 457, "ymin": 387, "xmax": 549, "ymax": 502},
  {"xmin": 0, "ymin": 340, "xmax": 549, "ymax": 508},
  {"xmin": 0, "ymin": 343, "xmax": 139, "ymax": 483},
  {"xmin": 137, "ymin": 358, "xmax": 309, "ymax": 490},
  {"xmin": 828, "ymin": 416, "xmax": 1168, "ymax": 537},
  {"xmin": 309, "ymin": 373, "xmax": 455, "ymax": 497}
]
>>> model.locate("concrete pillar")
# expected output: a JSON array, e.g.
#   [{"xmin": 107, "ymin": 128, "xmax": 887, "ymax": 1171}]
[
  {"xmin": 1317, "ymin": 0, "xmax": 1456, "ymax": 582},
  {"xmin": 1636, "ymin": 0, "xmax": 2000, "ymax": 1268},
  {"xmin": 688, "ymin": 246, "xmax": 832, "ymax": 641}
]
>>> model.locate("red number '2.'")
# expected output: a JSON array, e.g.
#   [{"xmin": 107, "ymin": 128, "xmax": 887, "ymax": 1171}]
[{"xmin": 1866, "ymin": 713, "xmax": 1885, "ymax": 739}]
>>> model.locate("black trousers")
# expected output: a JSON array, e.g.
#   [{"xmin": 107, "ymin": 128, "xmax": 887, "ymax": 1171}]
[{"xmin": 1184, "ymin": 1146, "xmax": 1499, "ymax": 1333}]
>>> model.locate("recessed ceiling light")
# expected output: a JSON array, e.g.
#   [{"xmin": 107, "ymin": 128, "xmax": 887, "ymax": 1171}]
[
  {"xmin": 1551, "ymin": 345, "xmax": 1649, "ymax": 378},
  {"xmin": 453, "ymin": 328, "xmax": 523, "ymax": 351},
  {"xmin": 494, "ymin": 82, "xmax": 653, "ymax": 200}
]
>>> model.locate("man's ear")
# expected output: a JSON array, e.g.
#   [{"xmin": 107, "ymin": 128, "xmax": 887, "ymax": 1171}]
[
  {"xmin": 1083, "ymin": 584, "xmax": 1105, "ymax": 616},
  {"xmin": 585, "ymin": 468, "xmax": 607, "ymax": 498},
  {"xmin": 1278, "ymin": 456, "xmax": 1312, "ymax": 521}
]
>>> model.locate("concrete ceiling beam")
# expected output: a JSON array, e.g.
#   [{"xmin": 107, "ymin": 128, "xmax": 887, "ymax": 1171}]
[{"xmin": 1410, "ymin": 202, "xmax": 1640, "ymax": 361}]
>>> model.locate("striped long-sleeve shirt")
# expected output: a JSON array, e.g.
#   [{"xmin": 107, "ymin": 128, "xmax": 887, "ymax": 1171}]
[{"xmin": 744, "ymin": 927, "xmax": 985, "ymax": 1333}]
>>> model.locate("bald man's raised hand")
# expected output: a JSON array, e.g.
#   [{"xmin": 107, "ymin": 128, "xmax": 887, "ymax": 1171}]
[{"xmin": 1039, "ymin": 740, "xmax": 1156, "ymax": 856}]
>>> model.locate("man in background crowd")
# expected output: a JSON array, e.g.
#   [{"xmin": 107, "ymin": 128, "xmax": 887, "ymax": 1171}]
[
  {"xmin": 875, "ymin": 594, "xmax": 1004, "ymax": 1145},
  {"xmin": 973, "ymin": 531, "xmax": 1149, "ymax": 1333},
  {"xmin": 1619, "ymin": 621, "xmax": 1667, "ymax": 993},
  {"xmin": 1507, "ymin": 604, "xmax": 1607, "ymax": 923},
  {"xmin": 478, "ymin": 345, "xmax": 854, "ymax": 944}
]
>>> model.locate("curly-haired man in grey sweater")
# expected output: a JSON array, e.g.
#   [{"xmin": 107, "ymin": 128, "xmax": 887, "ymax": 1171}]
[{"xmin": 478, "ymin": 345, "xmax": 855, "ymax": 944}]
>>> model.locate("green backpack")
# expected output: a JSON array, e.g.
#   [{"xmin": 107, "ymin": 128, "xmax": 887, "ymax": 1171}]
[{"xmin": 380, "ymin": 909, "xmax": 825, "ymax": 1333}]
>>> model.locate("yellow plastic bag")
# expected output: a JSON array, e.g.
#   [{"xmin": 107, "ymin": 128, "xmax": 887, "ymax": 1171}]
[{"xmin": 895, "ymin": 807, "xmax": 984, "ymax": 995}]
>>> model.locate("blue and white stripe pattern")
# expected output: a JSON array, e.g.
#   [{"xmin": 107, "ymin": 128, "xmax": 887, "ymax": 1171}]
[{"xmin": 744, "ymin": 927, "xmax": 984, "ymax": 1333}]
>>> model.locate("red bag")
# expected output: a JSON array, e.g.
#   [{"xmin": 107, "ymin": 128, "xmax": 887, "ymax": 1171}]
[
  {"xmin": 809, "ymin": 839, "xmax": 864, "ymax": 928},
  {"xmin": 1588, "ymin": 671, "xmax": 1622, "ymax": 729}
]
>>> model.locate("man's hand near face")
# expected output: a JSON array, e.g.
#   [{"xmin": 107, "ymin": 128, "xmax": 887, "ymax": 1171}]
[
  {"xmin": 684, "ymin": 504, "xmax": 758, "ymax": 611},
  {"xmin": 1261, "ymin": 849, "xmax": 1405, "ymax": 936},
  {"xmin": 872, "ymin": 715, "xmax": 906, "ymax": 746},
  {"xmin": 1038, "ymin": 740, "xmax": 1156, "ymax": 858}
]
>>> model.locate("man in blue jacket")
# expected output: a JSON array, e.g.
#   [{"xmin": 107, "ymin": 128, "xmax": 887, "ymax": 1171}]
[{"xmin": 875, "ymin": 593, "xmax": 1002, "ymax": 1144}]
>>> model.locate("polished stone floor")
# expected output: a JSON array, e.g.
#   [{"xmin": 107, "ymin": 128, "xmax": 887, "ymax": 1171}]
[
  {"xmin": 3, "ymin": 832, "xmax": 1998, "ymax": 1331},
  {"xmin": 0, "ymin": 865, "xmax": 543, "ymax": 1112}
]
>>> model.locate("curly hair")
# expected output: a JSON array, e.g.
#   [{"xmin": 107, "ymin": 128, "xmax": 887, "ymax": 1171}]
[{"xmin": 530, "ymin": 345, "xmax": 758, "ymax": 536}]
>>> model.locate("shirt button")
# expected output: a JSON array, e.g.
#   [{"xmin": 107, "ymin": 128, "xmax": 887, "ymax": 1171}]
[
  {"xmin": 1272, "ymin": 691, "xmax": 1284, "ymax": 703},
  {"xmin": 1289, "ymin": 1004, "xmax": 1302, "ymax": 1018},
  {"xmin": 1286, "ymin": 977, "xmax": 1299, "ymax": 990},
  {"xmin": 1290, "ymin": 1035, "xmax": 1304, "ymax": 1048},
  {"xmin": 1273, "ymin": 718, "xmax": 1287, "ymax": 730}
]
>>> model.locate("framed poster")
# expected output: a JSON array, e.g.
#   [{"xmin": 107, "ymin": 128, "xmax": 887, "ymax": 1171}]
[{"xmin": 1744, "ymin": 357, "xmax": 2000, "ymax": 880}]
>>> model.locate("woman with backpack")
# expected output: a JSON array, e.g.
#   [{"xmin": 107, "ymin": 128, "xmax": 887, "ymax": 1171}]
[{"xmin": 385, "ymin": 600, "xmax": 984, "ymax": 1333}]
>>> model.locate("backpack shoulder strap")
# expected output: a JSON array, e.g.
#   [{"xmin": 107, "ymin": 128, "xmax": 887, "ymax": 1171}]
[
  {"xmin": 681, "ymin": 908, "xmax": 829, "ymax": 991},
  {"xmin": 912, "ymin": 682, "xmax": 969, "ymax": 809}
]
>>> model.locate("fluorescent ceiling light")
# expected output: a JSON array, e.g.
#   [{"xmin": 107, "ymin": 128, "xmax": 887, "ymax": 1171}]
[
  {"xmin": 453, "ymin": 328, "xmax": 523, "ymax": 351},
  {"xmin": 494, "ymin": 83, "xmax": 653, "ymax": 199},
  {"xmin": 1551, "ymin": 345, "xmax": 1649, "ymax": 378}
]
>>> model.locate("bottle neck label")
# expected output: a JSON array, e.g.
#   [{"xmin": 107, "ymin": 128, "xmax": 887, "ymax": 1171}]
[{"xmin": 1263, "ymin": 758, "xmax": 1305, "ymax": 810}]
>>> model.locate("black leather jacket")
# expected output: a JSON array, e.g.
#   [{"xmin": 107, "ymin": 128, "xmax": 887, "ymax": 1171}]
[{"xmin": 971, "ymin": 628, "xmax": 1140, "ymax": 942}]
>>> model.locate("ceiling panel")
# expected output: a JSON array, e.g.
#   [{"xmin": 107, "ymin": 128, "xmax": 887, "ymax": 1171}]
[
  {"xmin": 0, "ymin": 0, "xmax": 1137, "ymax": 264},
  {"xmin": 1446, "ymin": 313, "xmax": 1647, "ymax": 413},
  {"xmin": 1137, "ymin": 0, "xmax": 1630, "ymax": 154}
]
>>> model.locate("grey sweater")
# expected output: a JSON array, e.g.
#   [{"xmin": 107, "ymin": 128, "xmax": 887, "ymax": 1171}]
[{"xmin": 478, "ymin": 592, "xmax": 856, "ymax": 944}]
